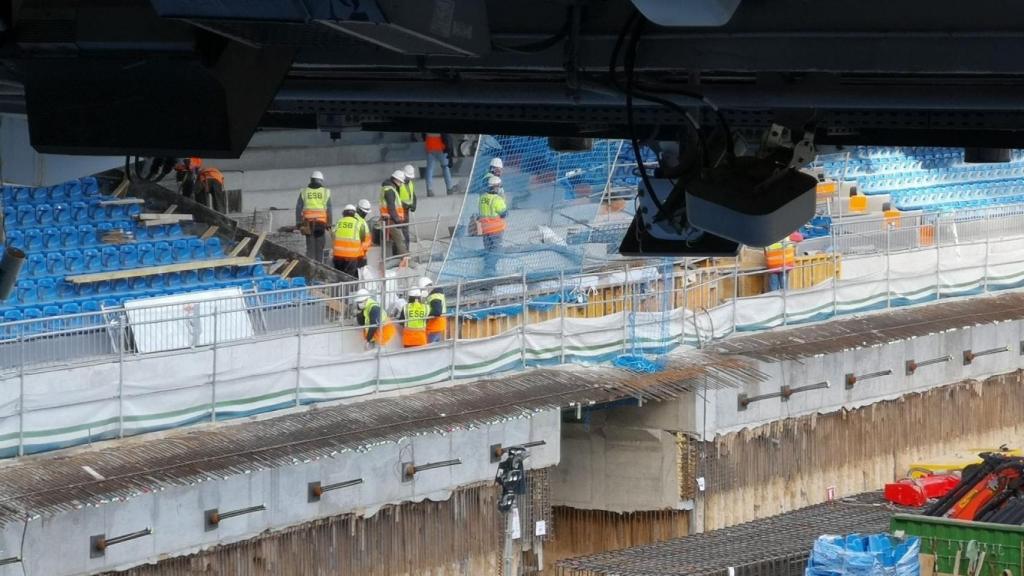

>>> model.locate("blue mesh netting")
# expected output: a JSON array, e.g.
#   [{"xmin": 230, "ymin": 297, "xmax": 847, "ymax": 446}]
[{"xmin": 434, "ymin": 136, "xmax": 639, "ymax": 283}]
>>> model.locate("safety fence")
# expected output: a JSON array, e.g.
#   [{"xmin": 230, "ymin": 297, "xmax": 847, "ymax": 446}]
[{"xmin": 2, "ymin": 206, "xmax": 1024, "ymax": 457}]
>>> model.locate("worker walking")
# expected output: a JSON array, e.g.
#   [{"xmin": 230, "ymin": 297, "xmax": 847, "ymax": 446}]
[
  {"xmin": 419, "ymin": 277, "xmax": 447, "ymax": 343},
  {"xmin": 423, "ymin": 133, "xmax": 456, "ymax": 197},
  {"xmin": 478, "ymin": 176, "xmax": 508, "ymax": 272},
  {"xmin": 399, "ymin": 288, "xmax": 429, "ymax": 348},
  {"xmin": 197, "ymin": 166, "xmax": 226, "ymax": 213},
  {"xmin": 380, "ymin": 169, "xmax": 409, "ymax": 262},
  {"xmin": 354, "ymin": 289, "xmax": 395, "ymax": 348},
  {"xmin": 332, "ymin": 204, "xmax": 367, "ymax": 279},
  {"xmin": 295, "ymin": 170, "xmax": 333, "ymax": 263},
  {"xmin": 400, "ymin": 164, "xmax": 417, "ymax": 246}
]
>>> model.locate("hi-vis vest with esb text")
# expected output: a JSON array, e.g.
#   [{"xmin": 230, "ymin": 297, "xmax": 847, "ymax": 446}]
[
  {"xmin": 333, "ymin": 215, "xmax": 363, "ymax": 259},
  {"xmin": 379, "ymin": 184, "xmax": 405, "ymax": 220},
  {"xmin": 405, "ymin": 301, "xmax": 428, "ymax": 331},
  {"xmin": 301, "ymin": 187, "xmax": 331, "ymax": 223}
]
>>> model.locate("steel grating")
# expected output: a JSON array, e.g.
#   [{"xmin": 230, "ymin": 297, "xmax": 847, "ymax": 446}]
[
  {"xmin": 0, "ymin": 350, "xmax": 759, "ymax": 526},
  {"xmin": 710, "ymin": 292, "xmax": 1024, "ymax": 362},
  {"xmin": 556, "ymin": 493, "xmax": 910, "ymax": 576}
]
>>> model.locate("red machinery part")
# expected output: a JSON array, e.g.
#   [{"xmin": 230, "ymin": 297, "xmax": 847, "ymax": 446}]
[{"xmin": 884, "ymin": 474, "xmax": 961, "ymax": 507}]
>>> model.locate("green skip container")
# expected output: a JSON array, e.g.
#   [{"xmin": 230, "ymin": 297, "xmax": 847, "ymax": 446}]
[{"xmin": 891, "ymin": 514, "xmax": 1024, "ymax": 576}]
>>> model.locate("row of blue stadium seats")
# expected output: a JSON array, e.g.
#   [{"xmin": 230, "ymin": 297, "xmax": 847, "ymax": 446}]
[
  {"xmin": 11, "ymin": 264, "xmax": 272, "ymax": 305},
  {"xmin": 8, "ymin": 223, "xmax": 189, "ymax": 253},
  {"xmin": 16, "ymin": 238, "xmax": 223, "ymax": 279},
  {"xmin": 0, "ymin": 277, "xmax": 310, "ymax": 335},
  {"xmin": 4, "ymin": 199, "xmax": 142, "ymax": 228},
  {"xmin": 2, "ymin": 178, "xmax": 100, "ymax": 205},
  {"xmin": 896, "ymin": 193, "xmax": 1024, "ymax": 212}
]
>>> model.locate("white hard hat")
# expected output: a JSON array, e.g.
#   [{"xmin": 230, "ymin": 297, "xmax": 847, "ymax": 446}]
[
  {"xmin": 391, "ymin": 169, "xmax": 407, "ymax": 182},
  {"xmin": 408, "ymin": 288, "xmax": 422, "ymax": 299},
  {"xmin": 353, "ymin": 288, "xmax": 370, "ymax": 306},
  {"xmin": 418, "ymin": 277, "xmax": 433, "ymax": 289},
  {"xmin": 490, "ymin": 158, "xmax": 504, "ymax": 169},
  {"xmin": 357, "ymin": 198, "xmax": 371, "ymax": 212},
  {"xmin": 403, "ymin": 164, "xmax": 416, "ymax": 179},
  {"xmin": 343, "ymin": 204, "xmax": 356, "ymax": 212},
  {"xmin": 487, "ymin": 175, "xmax": 502, "ymax": 187},
  {"xmin": 311, "ymin": 170, "xmax": 324, "ymax": 180}
]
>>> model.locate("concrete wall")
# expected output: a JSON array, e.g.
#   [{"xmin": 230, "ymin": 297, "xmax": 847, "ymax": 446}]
[
  {"xmin": 0, "ymin": 114, "xmax": 121, "ymax": 186},
  {"xmin": 0, "ymin": 410, "xmax": 560, "ymax": 576}
]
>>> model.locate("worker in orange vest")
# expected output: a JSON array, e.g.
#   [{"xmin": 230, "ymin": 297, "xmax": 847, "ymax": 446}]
[
  {"xmin": 419, "ymin": 277, "xmax": 447, "ymax": 343},
  {"xmin": 353, "ymin": 289, "xmax": 395, "ymax": 349},
  {"xmin": 398, "ymin": 288, "xmax": 429, "ymax": 348},
  {"xmin": 174, "ymin": 157, "xmax": 202, "ymax": 200},
  {"xmin": 764, "ymin": 232, "xmax": 803, "ymax": 292},
  {"xmin": 379, "ymin": 170, "xmax": 409, "ymax": 260},
  {"xmin": 197, "ymin": 166, "xmax": 226, "ymax": 212},
  {"xmin": 332, "ymin": 204, "xmax": 367, "ymax": 279},
  {"xmin": 423, "ymin": 133, "xmax": 455, "ymax": 197}
]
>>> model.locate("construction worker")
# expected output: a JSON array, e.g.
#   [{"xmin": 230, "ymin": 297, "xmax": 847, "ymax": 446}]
[
  {"xmin": 764, "ymin": 232, "xmax": 803, "ymax": 292},
  {"xmin": 355, "ymin": 198, "xmax": 373, "ymax": 267},
  {"xmin": 399, "ymin": 288, "xmax": 429, "ymax": 348},
  {"xmin": 423, "ymin": 133, "xmax": 456, "ymax": 197},
  {"xmin": 399, "ymin": 164, "xmax": 417, "ymax": 247},
  {"xmin": 479, "ymin": 175, "xmax": 509, "ymax": 252},
  {"xmin": 197, "ymin": 166, "xmax": 226, "ymax": 212},
  {"xmin": 174, "ymin": 157, "xmax": 202, "ymax": 199},
  {"xmin": 295, "ymin": 170, "xmax": 333, "ymax": 263},
  {"xmin": 485, "ymin": 157, "xmax": 503, "ymax": 182},
  {"xmin": 353, "ymin": 289, "xmax": 395, "ymax": 348},
  {"xmin": 419, "ymin": 277, "xmax": 447, "ymax": 343},
  {"xmin": 379, "ymin": 169, "xmax": 409, "ymax": 261},
  {"xmin": 332, "ymin": 204, "xmax": 366, "ymax": 279}
]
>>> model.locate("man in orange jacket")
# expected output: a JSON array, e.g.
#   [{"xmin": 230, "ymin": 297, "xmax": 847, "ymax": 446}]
[{"xmin": 198, "ymin": 166, "xmax": 226, "ymax": 212}]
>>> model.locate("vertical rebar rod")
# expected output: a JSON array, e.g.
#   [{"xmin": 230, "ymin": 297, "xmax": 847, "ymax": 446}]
[
  {"xmin": 885, "ymin": 225, "xmax": 892, "ymax": 309},
  {"xmin": 375, "ymin": 278, "xmax": 384, "ymax": 394},
  {"xmin": 118, "ymin": 319, "xmax": 126, "ymax": 435},
  {"xmin": 559, "ymin": 270, "xmax": 566, "ymax": 364},
  {"xmin": 17, "ymin": 333, "xmax": 25, "ymax": 457},
  {"xmin": 935, "ymin": 216, "xmax": 942, "ymax": 300},
  {"xmin": 295, "ymin": 290, "xmax": 303, "ymax": 407},
  {"xmin": 520, "ymin": 270, "xmax": 528, "ymax": 369},
  {"xmin": 831, "ymin": 224, "xmax": 839, "ymax": 318},
  {"xmin": 731, "ymin": 263, "xmax": 738, "ymax": 336},
  {"xmin": 622, "ymin": 262, "xmax": 630, "ymax": 353},
  {"xmin": 210, "ymin": 308, "xmax": 218, "ymax": 423},
  {"xmin": 449, "ymin": 280, "xmax": 462, "ymax": 383},
  {"xmin": 984, "ymin": 211, "xmax": 991, "ymax": 292}
]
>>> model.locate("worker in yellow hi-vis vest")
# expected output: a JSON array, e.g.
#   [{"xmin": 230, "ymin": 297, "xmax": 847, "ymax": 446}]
[
  {"xmin": 419, "ymin": 277, "xmax": 447, "ymax": 343},
  {"xmin": 399, "ymin": 288, "xmax": 429, "ymax": 348},
  {"xmin": 332, "ymin": 204, "xmax": 366, "ymax": 279},
  {"xmin": 295, "ymin": 170, "xmax": 333, "ymax": 262}
]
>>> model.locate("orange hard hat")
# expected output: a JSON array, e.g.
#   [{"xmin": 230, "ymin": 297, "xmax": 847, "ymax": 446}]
[{"xmin": 189, "ymin": 157, "xmax": 202, "ymax": 167}]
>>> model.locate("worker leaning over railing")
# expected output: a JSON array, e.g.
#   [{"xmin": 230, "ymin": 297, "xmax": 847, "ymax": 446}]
[
  {"xmin": 398, "ymin": 288, "xmax": 428, "ymax": 348},
  {"xmin": 419, "ymin": 277, "xmax": 447, "ymax": 343},
  {"xmin": 353, "ymin": 288, "xmax": 394, "ymax": 349},
  {"xmin": 332, "ymin": 204, "xmax": 366, "ymax": 280},
  {"xmin": 764, "ymin": 231, "xmax": 804, "ymax": 292}
]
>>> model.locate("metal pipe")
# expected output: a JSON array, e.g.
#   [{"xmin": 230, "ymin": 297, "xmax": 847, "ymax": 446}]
[
  {"xmin": 402, "ymin": 458, "xmax": 462, "ymax": 481},
  {"xmin": 963, "ymin": 346, "xmax": 1009, "ymax": 365},
  {"xmin": 205, "ymin": 505, "xmax": 266, "ymax": 530},
  {"xmin": 781, "ymin": 380, "xmax": 830, "ymax": 399},
  {"xmin": 308, "ymin": 478, "xmax": 363, "ymax": 502},
  {"xmin": 210, "ymin": 308, "xmax": 218, "ymax": 423},
  {"xmin": 906, "ymin": 354, "xmax": 952, "ymax": 375},
  {"xmin": 521, "ymin": 270, "xmax": 527, "ymax": 368},
  {"xmin": 559, "ymin": 270, "xmax": 566, "ymax": 364},
  {"xmin": 844, "ymin": 369, "xmax": 892, "ymax": 389},
  {"xmin": 91, "ymin": 528, "xmax": 152, "ymax": 558},
  {"xmin": 449, "ymin": 280, "xmax": 462, "ymax": 383}
]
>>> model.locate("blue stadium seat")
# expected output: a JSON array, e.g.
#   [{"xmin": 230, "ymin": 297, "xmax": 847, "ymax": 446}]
[
  {"xmin": 101, "ymin": 246, "xmax": 120, "ymax": 270},
  {"xmin": 78, "ymin": 224, "xmax": 97, "ymax": 246},
  {"xmin": 215, "ymin": 266, "xmax": 232, "ymax": 280},
  {"xmin": 113, "ymin": 220, "xmax": 133, "ymax": 232},
  {"xmin": 14, "ymin": 187, "xmax": 30, "ymax": 204},
  {"xmin": 258, "ymin": 279, "xmax": 276, "ymax": 292},
  {"xmin": 96, "ymin": 281, "xmax": 114, "ymax": 295},
  {"xmin": 16, "ymin": 281, "xmax": 36, "ymax": 305},
  {"xmin": 113, "ymin": 279, "xmax": 131, "ymax": 294},
  {"xmin": 37, "ymin": 279, "xmax": 57, "ymax": 302},
  {"xmin": 119, "ymin": 245, "xmax": 138, "ymax": 268},
  {"xmin": 188, "ymin": 238, "xmax": 206, "ymax": 259},
  {"xmin": 199, "ymin": 269, "xmax": 216, "ymax": 284},
  {"xmin": 31, "ymin": 187, "xmax": 48, "ymax": 204},
  {"xmin": 26, "ymin": 254, "xmax": 45, "ymax": 277},
  {"xmin": 3, "ymin": 309, "xmax": 23, "ymax": 324},
  {"xmin": 61, "ymin": 225, "xmax": 79, "ymax": 248},
  {"xmin": 66, "ymin": 181, "xmax": 83, "ymax": 201},
  {"xmin": 64, "ymin": 250, "xmax": 84, "ymax": 274},
  {"xmin": 42, "ymin": 305, "xmax": 61, "ymax": 331},
  {"xmin": 168, "ymin": 223, "xmax": 183, "ymax": 236},
  {"xmin": 46, "ymin": 253, "xmax": 65, "ymax": 276},
  {"xmin": 154, "ymin": 241, "xmax": 173, "ymax": 264},
  {"xmin": 6, "ymin": 230, "xmax": 23, "ymax": 250},
  {"xmin": 97, "ymin": 222, "xmax": 113, "ymax": 238},
  {"xmin": 78, "ymin": 282, "xmax": 97, "ymax": 297},
  {"xmin": 148, "ymin": 224, "xmax": 166, "ymax": 239},
  {"xmin": 181, "ymin": 270, "xmax": 199, "ymax": 286},
  {"xmin": 82, "ymin": 177, "xmax": 99, "ymax": 196},
  {"xmin": 57, "ymin": 281, "xmax": 77, "ymax": 300},
  {"xmin": 81, "ymin": 300, "xmax": 100, "ymax": 325},
  {"xmin": 22, "ymin": 308, "xmax": 43, "ymax": 333},
  {"xmin": 171, "ymin": 239, "xmax": 191, "ymax": 262},
  {"xmin": 24, "ymin": 229, "xmax": 42, "ymax": 251},
  {"xmin": 235, "ymin": 265, "xmax": 252, "ymax": 278},
  {"xmin": 205, "ymin": 237, "xmax": 223, "ymax": 257},
  {"xmin": 134, "ymin": 226, "xmax": 150, "ymax": 241},
  {"xmin": 108, "ymin": 204, "xmax": 127, "ymax": 219},
  {"xmin": 43, "ymin": 227, "xmax": 61, "ymax": 250},
  {"xmin": 35, "ymin": 204, "xmax": 53, "ymax": 226},
  {"xmin": 164, "ymin": 272, "xmax": 181, "ymax": 288},
  {"xmin": 71, "ymin": 201, "xmax": 90, "ymax": 223},
  {"xmin": 61, "ymin": 303, "xmax": 82, "ymax": 328},
  {"xmin": 87, "ymin": 202, "xmax": 106, "ymax": 220},
  {"xmin": 49, "ymin": 184, "xmax": 67, "ymax": 203},
  {"xmin": 137, "ymin": 242, "xmax": 155, "ymax": 265},
  {"xmin": 251, "ymin": 263, "xmax": 267, "ymax": 277},
  {"xmin": 130, "ymin": 277, "xmax": 150, "ymax": 291},
  {"xmin": 52, "ymin": 202, "xmax": 70, "ymax": 224},
  {"xmin": 83, "ymin": 248, "xmax": 101, "ymax": 272},
  {"xmin": 17, "ymin": 205, "xmax": 34, "ymax": 226},
  {"xmin": 1, "ymin": 186, "xmax": 12, "ymax": 204},
  {"xmin": 127, "ymin": 204, "xmax": 142, "ymax": 218}
]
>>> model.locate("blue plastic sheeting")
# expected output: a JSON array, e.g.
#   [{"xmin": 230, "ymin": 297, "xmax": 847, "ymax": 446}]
[
  {"xmin": 805, "ymin": 534, "xmax": 920, "ymax": 576},
  {"xmin": 458, "ymin": 292, "xmax": 569, "ymax": 320},
  {"xmin": 612, "ymin": 354, "xmax": 665, "ymax": 373}
]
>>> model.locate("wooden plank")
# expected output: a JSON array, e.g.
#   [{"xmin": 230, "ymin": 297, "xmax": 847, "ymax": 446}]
[
  {"xmin": 99, "ymin": 198, "xmax": 145, "ymax": 206},
  {"xmin": 249, "ymin": 233, "xmax": 266, "ymax": 258},
  {"xmin": 199, "ymin": 225, "xmax": 219, "ymax": 241},
  {"xmin": 280, "ymin": 260, "xmax": 299, "ymax": 278},
  {"xmin": 310, "ymin": 288, "xmax": 346, "ymax": 315},
  {"xmin": 267, "ymin": 259, "xmax": 287, "ymax": 275},
  {"xmin": 163, "ymin": 204, "xmax": 178, "ymax": 215},
  {"xmin": 66, "ymin": 256, "xmax": 256, "ymax": 284},
  {"xmin": 228, "ymin": 237, "xmax": 251, "ymax": 257},
  {"xmin": 138, "ymin": 213, "xmax": 193, "ymax": 221},
  {"xmin": 141, "ymin": 218, "xmax": 188, "ymax": 227},
  {"xmin": 111, "ymin": 178, "xmax": 130, "ymax": 198}
]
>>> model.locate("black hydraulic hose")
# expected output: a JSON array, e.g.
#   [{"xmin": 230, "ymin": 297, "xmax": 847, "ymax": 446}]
[{"xmin": 976, "ymin": 475, "xmax": 1023, "ymax": 520}]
